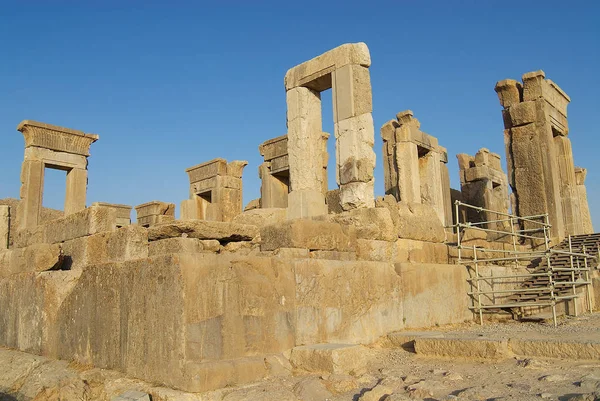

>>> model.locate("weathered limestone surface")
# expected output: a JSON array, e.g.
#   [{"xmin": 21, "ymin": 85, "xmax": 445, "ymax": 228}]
[
  {"xmin": 375, "ymin": 196, "xmax": 446, "ymax": 243},
  {"xmin": 575, "ymin": 167, "xmax": 594, "ymax": 233},
  {"xmin": 328, "ymin": 207, "xmax": 396, "ymax": 242},
  {"xmin": 381, "ymin": 111, "xmax": 449, "ymax": 224},
  {"xmin": 261, "ymin": 219, "xmax": 351, "ymax": 251},
  {"xmin": 135, "ymin": 201, "xmax": 175, "ymax": 227},
  {"xmin": 61, "ymin": 225, "xmax": 148, "ymax": 270},
  {"xmin": 494, "ymin": 70, "xmax": 586, "ymax": 241},
  {"xmin": 183, "ymin": 158, "xmax": 248, "ymax": 222},
  {"xmin": 457, "ymin": 148, "xmax": 509, "ymax": 229},
  {"xmin": 0, "ymin": 198, "xmax": 63, "ymax": 249},
  {"xmin": 14, "ymin": 205, "xmax": 117, "ymax": 248},
  {"xmin": 395, "ymin": 263, "xmax": 470, "ymax": 328},
  {"xmin": 289, "ymin": 344, "xmax": 367, "ymax": 375},
  {"xmin": 0, "ymin": 205, "xmax": 8, "ymax": 250},
  {"xmin": 147, "ymin": 220, "xmax": 258, "ymax": 242},
  {"xmin": 286, "ymin": 43, "xmax": 375, "ymax": 216},
  {"xmin": 16, "ymin": 120, "xmax": 98, "ymax": 228},
  {"xmin": 148, "ymin": 238, "xmax": 220, "ymax": 256},
  {"xmin": 0, "ymin": 243, "xmax": 62, "ymax": 277},
  {"xmin": 284, "ymin": 42, "xmax": 371, "ymax": 91},
  {"xmin": 232, "ymin": 208, "xmax": 287, "ymax": 228},
  {"xmin": 415, "ymin": 336, "xmax": 510, "ymax": 359},
  {"xmin": 92, "ymin": 202, "xmax": 132, "ymax": 227}
]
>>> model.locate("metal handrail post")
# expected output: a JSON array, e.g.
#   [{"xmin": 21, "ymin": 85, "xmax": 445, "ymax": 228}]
[
  {"xmin": 584, "ymin": 245, "xmax": 593, "ymax": 313},
  {"xmin": 568, "ymin": 235, "xmax": 578, "ymax": 317},
  {"xmin": 474, "ymin": 245, "xmax": 483, "ymax": 325}
]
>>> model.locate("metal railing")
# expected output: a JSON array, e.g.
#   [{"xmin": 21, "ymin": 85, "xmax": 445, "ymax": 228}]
[{"xmin": 452, "ymin": 201, "xmax": 594, "ymax": 327}]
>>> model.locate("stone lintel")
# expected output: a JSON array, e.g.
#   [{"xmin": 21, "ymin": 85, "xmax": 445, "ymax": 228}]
[
  {"xmin": 135, "ymin": 201, "xmax": 175, "ymax": 218},
  {"xmin": 259, "ymin": 135, "xmax": 288, "ymax": 160},
  {"xmin": 186, "ymin": 159, "xmax": 247, "ymax": 184},
  {"xmin": 284, "ymin": 42, "xmax": 371, "ymax": 91},
  {"xmin": 522, "ymin": 70, "xmax": 546, "ymax": 81},
  {"xmin": 17, "ymin": 120, "xmax": 99, "ymax": 157}
]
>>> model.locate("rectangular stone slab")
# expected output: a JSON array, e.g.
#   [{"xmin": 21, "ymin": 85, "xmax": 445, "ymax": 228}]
[{"xmin": 147, "ymin": 220, "xmax": 258, "ymax": 242}]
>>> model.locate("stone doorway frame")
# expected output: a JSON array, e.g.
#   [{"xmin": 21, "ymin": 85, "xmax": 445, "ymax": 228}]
[
  {"xmin": 284, "ymin": 43, "xmax": 375, "ymax": 218},
  {"xmin": 16, "ymin": 120, "xmax": 98, "ymax": 229}
]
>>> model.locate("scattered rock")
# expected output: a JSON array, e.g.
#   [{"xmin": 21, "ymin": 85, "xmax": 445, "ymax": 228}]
[
  {"xmin": 517, "ymin": 358, "xmax": 549, "ymax": 369},
  {"xmin": 539, "ymin": 393, "xmax": 553, "ymax": 399},
  {"xmin": 406, "ymin": 380, "xmax": 444, "ymax": 399},
  {"xmin": 323, "ymin": 374, "xmax": 359, "ymax": 395},
  {"xmin": 358, "ymin": 382, "xmax": 394, "ymax": 401},
  {"xmin": 293, "ymin": 377, "xmax": 333, "ymax": 401},
  {"xmin": 444, "ymin": 372, "xmax": 464, "ymax": 381},
  {"xmin": 539, "ymin": 374, "xmax": 569, "ymax": 382}
]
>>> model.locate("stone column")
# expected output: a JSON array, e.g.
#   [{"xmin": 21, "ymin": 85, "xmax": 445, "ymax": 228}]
[
  {"xmin": 419, "ymin": 149, "xmax": 445, "ymax": 224},
  {"xmin": 554, "ymin": 135, "xmax": 583, "ymax": 235},
  {"xmin": 575, "ymin": 167, "xmax": 594, "ymax": 234},
  {"xmin": 439, "ymin": 149, "xmax": 453, "ymax": 228},
  {"xmin": 396, "ymin": 142, "xmax": 421, "ymax": 203},
  {"xmin": 17, "ymin": 159, "xmax": 44, "ymax": 229},
  {"xmin": 0, "ymin": 205, "xmax": 9, "ymax": 249},
  {"xmin": 332, "ymin": 64, "xmax": 375, "ymax": 210},
  {"xmin": 495, "ymin": 71, "xmax": 566, "ymax": 241},
  {"xmin": 287, "ymin": 86, "xmax": 327, "ymax": 218},
  {"xmin": 65, "ymin": 168, "xmax": 88, "ymax": 215}
]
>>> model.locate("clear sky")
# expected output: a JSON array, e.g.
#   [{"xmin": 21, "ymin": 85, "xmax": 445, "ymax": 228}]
[{"xmin": 1, "ymin": 1, "xmax": 598, "ymax": 227}]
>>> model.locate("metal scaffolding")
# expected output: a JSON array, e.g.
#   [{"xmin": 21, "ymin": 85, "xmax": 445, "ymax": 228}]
[{"xmin": 453, "ymin": 201, "xmax": 593, "ymax": 327}]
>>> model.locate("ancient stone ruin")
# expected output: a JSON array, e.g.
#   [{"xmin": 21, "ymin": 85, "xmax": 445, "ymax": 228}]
[{"xmin": 0, "ymin": 43, "xmax": 598, "ymax": 398}]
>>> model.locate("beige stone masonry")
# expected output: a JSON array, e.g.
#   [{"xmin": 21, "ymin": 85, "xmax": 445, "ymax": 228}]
[
  {"xmin": 16, "ymin": 120, "xmax": 98, "ymax": 228},
  {"xmin": 183, "ymin": 158, "xmax": 247, "ymax": 222},
  {"xmin": 0, "ymin": 243, "xmax": 62, "ymax": 278},
  {"xmin": 14, "ymin": 205, "xmax": 117, "ymax": 248},
  {"xmin": 60, "ymin": 225, "xmax": 148, "ymax": 270},
  {"xmin": 575, "ymin": 167, "xmax": 594, "ymax": 234},
  {"xmin": 457, "ymin": 148, "xmax": 509, "ymax": 229},
  {"xmin": 380, "ymin": 111, "xmax": 449, "ymax": 224},
  {"xmin": 135, "ymin": 201, "xmax": 175, "ymax": 227},
  {"xmin": 285, "ymin": 43, "xmax": 375, "ymax": 217},
  {"xmin": 147, "ymin": 220, "xmax": 258, "ymax": 242},
  {"xmin": 0, "ymin": 206, "xmax": 8, "ymax": 250},
  {"xmin": 495, "ymin": 70, "xmax": 586, "ymax": 241},
  {"xmin": 91, "ymin": 202, "xmax": 132, "ymax": 227},
  {"xmin": 258, "ymin": 134, "xmax": 328, "ymax": 209},
  {"xmin": 289, "ymin": 344, "xmax": 367, "ymax": 375},
  {"xmin": 284, "ymin": 42, "xmax": 371, "ymax": 91},
  {"xmin": 260, "ymin": 219, "xmax": 351, "ymax": 251}
]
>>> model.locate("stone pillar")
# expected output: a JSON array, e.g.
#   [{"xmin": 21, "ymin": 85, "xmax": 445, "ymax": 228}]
[
  {"xmin": 135, "ymin": 201, "xmax": 175, "ymax": 227},
  {"xmin": 287, "ymin": 86, "xmax": 327, "ymax": 218},
  {"xmin": 65, "ymin": 168, "xmax": 88, "ymax": 215},
  {"xmin": 575, "ymin": 167, "xmax": 594, "ymax": 234},
  {"xmin": 554, "ymin": 135, "xmax": 583, "ymax": 235},
  {"xmin": 457, "ymin": 149, "xmax": 509, "ymax": 229},
  {"xmin": 495, "ymin": 71, "xmax": 567, "ymax": 241},
  {"xmin": 0, "ymin": 205, "xmax": 9, "ymax": 250},
  {"xmin": 184, "ymin": 158, "xmax": 247, "ymax": 222},
  {"xmin": 380, "ymin": 110, "xmax": 449, "ymax": 224},
  {"xmin": 332, "ymin": 65, "xmax": 375, "ymax": 210},
  {"xmin": 396, "ymin": 142, "xmax": 421, "ymax": 203},
  {"xmin": 440, "ymin": 150, "xmax": 453, "ymax": 227},
  {"xmin": 284, "ymin": 42, "xmax": 374, "ymax": 217},
  {"xmin": 16, "ymin": 120, "xmax": 98, "ymax": 228},
  {"xmin": 18, "ymin": 159, "xmax": 44, "ymax": 229}
]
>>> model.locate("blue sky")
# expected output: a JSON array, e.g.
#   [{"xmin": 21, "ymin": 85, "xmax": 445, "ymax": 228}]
[{"xmin": 1, "ymin": 1, "xmax": 598, "ymax": 227}]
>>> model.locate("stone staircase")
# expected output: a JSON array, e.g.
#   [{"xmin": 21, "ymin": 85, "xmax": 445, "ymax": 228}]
[{"xmin": 504, "ymin": 233, "xmax": 600, "ymax": 313}]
